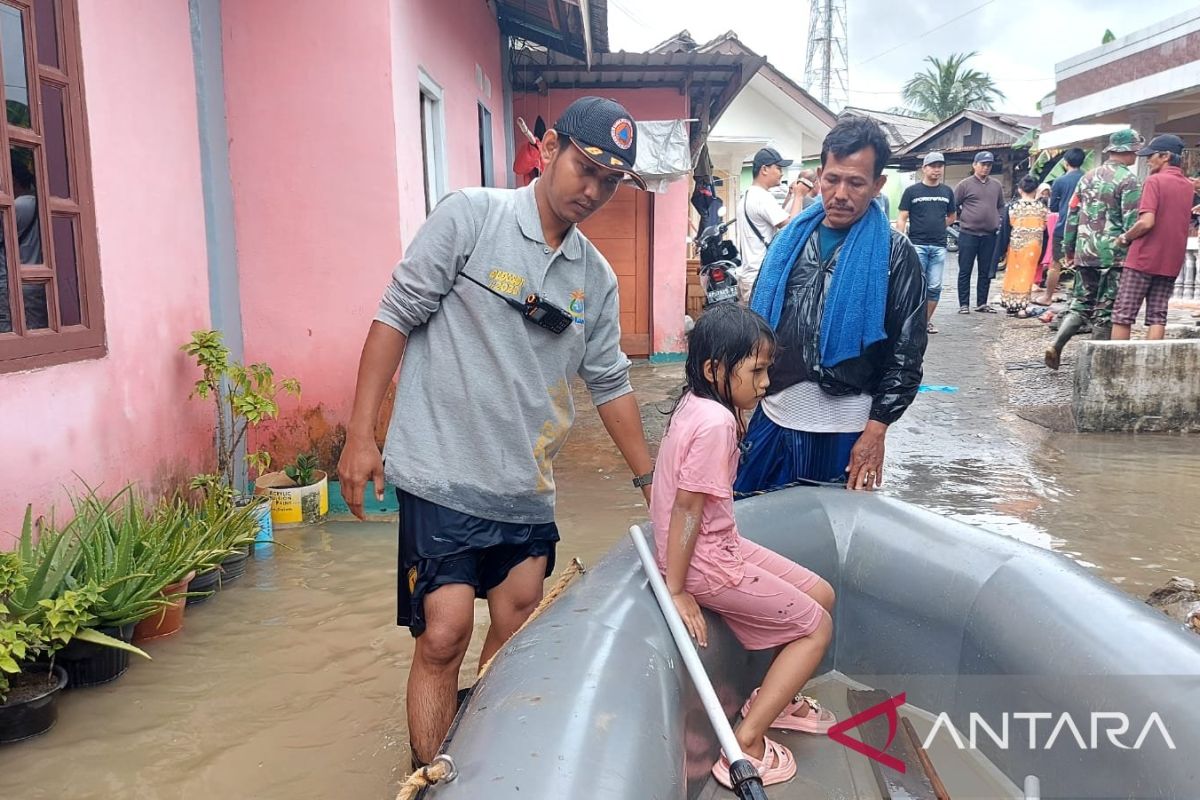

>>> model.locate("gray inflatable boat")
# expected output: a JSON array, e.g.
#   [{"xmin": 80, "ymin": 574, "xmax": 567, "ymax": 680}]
[{"xmin": 426, "ymin": 487, "xmax": 1200, "ymax": 799}]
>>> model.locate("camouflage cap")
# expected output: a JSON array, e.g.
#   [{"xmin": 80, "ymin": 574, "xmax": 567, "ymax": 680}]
[{"xmin": 1103, "ymin": 128, "xmax": 1144, "ymax": 153}]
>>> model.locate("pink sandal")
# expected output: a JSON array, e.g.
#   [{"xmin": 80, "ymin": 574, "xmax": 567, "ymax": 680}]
[
  {"xmin": 711, "ymin": 736, "xmax": 796, "ymax": 788},
  {"xmin": 741, "ymin": 688, "xmax": 837, "ymax": 734}
]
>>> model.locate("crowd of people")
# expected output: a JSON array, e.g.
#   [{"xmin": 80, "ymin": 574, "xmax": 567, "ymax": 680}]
[
  {"xmin": 743, "ymin": 128, "xmax": 1200, "ymax": 371},
  {"xmin": 333, "ymin": 91, "xmax": 1198, "ymax": 791}
]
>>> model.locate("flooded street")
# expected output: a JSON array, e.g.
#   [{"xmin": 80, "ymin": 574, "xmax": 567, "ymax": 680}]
[{"xmin": 4, "ymin": 318, "xmax": 1197, "ymax": 799}]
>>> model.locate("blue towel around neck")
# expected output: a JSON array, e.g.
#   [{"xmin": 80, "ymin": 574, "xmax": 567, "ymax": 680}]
[{"xmin": 749, "ymin": 197, "xmax": 891, "ymax": 367}]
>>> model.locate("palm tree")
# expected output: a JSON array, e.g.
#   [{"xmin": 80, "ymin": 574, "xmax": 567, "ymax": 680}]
[{"xmin": 900, "ymin": 52, "xmax": 1005, "ymax": 122}]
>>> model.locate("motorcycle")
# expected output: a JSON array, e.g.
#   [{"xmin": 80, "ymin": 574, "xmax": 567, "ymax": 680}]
[{"xmin": 697, "ymin": 217, "xmax": 741, "ymax": 307}]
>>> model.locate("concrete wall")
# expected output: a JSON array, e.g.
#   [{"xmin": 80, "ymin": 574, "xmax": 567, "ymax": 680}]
[
  {"xmin": 220, "ymin": 0, "xmax": 508, "ymax": 467},
  {"xmin": 0, "ymin": 1, "xmax": 213, "ymax": 542},
  {"xmin": 711, "ymin": 73, "xmax": 827, "ymax": 164},
  {"xmin": 514, "ymin": 88, "xmax": 690, "ymax": 357},
  {"xmin": 1073, "ymin": 340, "xmax": 1200, "ymax": 432}
]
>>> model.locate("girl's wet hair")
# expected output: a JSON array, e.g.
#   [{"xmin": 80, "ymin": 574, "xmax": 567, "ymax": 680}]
[{"xmin": 667, "ymin": 303, "xmax": 776, "ymax": 439}]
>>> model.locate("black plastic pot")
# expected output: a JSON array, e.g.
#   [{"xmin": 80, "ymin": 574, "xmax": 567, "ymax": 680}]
[
  {"xmin": 54, "ymin": 625, "xmax": 136, "ymax": 688},
  {"xmin": 187, "ymin": 566, "xmax": 221, "ymax": 603},
  {"xmin": 187, "ymin": 547, "xmax": 250, "ymax": 605},
  {"xmin": 0, "ymin": 665, "xmax": 68, "ymax": 744},
  {"xmin": 220, "ymin": 547, "xmax": 250, "ymax": 583}
]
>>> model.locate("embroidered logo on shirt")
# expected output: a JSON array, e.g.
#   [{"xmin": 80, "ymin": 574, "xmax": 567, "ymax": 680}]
[
  {"xmin": 611, "ymin": 119, "xmax": 634, "ymax": 150},
  {"xmin": 488, "ymin": 269, "xmax": 525, "ymax": 297},
  {"xmin": 569, "ymin": 290, "xmax": 585, "ymax": 325}
]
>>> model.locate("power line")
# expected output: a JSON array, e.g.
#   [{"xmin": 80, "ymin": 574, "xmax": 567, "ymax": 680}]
[
  {"xmin": 855, "ymin": 0, "xmax": 999, "ymax": 67},
  {"xmin": 608, "ymin": 0, "xmax": 648, "ymax": 30}
]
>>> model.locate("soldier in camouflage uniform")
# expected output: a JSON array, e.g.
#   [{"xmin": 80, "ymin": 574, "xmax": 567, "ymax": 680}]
[{"xmin": 1044, "ymin": 129, "xmax": 1143, "ymax": 370}]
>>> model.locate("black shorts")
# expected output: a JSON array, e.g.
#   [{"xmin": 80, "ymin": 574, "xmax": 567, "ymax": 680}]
[{"xmin": 396, "ymin": 490, "xmax": 558, "ymax": 637}]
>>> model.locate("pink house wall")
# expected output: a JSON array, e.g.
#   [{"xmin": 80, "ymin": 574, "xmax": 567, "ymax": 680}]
[
  {"xmin": 391, "ymin": 0, "xmax": 509, "ymax": 245},
  {"xmin": 514, "ymin": 89, "xmax": 689, "ymax": 358},
  {"xmin": 0, "ymin": 0, "xmax": 213, "ymax": 542},
  {"xmin": 221, "ymin": 0, "xmax": 508, "ymax": 466}
]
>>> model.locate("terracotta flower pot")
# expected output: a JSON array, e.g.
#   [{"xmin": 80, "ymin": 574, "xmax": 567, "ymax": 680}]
[{"xmin": 132, "ymin": 571, "xmax": 196, "ymax": 643}]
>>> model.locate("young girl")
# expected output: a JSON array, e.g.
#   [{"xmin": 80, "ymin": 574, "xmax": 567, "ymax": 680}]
[{"xmin": 652, "ymin": 303, "xmax": 836, "ymax": 788}]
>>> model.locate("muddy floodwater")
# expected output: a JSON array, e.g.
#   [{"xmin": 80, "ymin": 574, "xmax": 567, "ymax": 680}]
[{"xmin": 3, "ymin": 358, "xmax": 1197, "ymax": 799}]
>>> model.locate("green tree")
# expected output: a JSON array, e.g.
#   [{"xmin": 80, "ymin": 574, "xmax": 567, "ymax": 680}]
[
  {"xmin": 1102, "ymin": 29, "xmax": 1116, "ymax": 44},
  {"xmin": 900, "ymin": 52, "xmax": 1006, "ymax": 122}
]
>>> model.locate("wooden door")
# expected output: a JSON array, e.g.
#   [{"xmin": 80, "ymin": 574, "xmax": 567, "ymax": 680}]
[{"xmin": 578, "ymin": 185, "xmax": 652, "ymax": 356}]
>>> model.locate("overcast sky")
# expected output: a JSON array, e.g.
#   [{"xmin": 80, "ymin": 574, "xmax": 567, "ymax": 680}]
[{"xmin": 607, "ymin": 0, "xmax": 1197, "ymax": 117}]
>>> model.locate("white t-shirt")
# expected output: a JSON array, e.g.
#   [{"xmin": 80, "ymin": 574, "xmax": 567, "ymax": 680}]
[
  {"xmin": 735, "ymin": 185, "xmax": 789, "ymax": 299},
  {"xmin": 761, "ymin": 382, "xmax": 872, "ymax": 433}
]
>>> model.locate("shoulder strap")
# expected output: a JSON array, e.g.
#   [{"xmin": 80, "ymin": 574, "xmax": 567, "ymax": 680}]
[{"xmin": 741, "ymin": 191, "xmax": 770, "ymax": 246}]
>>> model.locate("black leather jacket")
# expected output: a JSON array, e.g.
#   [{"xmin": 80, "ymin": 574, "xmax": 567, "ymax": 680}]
[{"xmin": 767, "ymin": 228, "xmax": 927, "ymax": 425}]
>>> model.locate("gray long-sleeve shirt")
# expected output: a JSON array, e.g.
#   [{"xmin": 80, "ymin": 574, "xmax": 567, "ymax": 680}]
[{"xmin": 374, "ymin": 183, "xmax": 632, "ymax": 524}]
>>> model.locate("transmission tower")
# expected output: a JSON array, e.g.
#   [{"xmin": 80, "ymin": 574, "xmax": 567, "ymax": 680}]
[{"xmin": 803, "ymin": 0, "xmax": 849, "ymax": 112}]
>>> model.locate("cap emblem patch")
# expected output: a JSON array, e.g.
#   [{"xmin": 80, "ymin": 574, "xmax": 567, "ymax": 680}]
[
  {"xmin": 611, "ymin": 119, "xmax": 634, "ymax": 150},
  {"xmin": 584, "ymin": 146, "xmax": 604, "ymax": 156}
]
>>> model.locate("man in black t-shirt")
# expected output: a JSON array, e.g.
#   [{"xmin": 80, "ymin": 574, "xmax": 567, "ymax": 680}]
[{"xmin": 898, "ymin": 151, "xmax": 956, "ymax": 333}]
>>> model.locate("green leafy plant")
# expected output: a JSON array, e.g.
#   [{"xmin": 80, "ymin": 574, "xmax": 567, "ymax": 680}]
[
  {"xmin": 283, "ymin": 453, "xmax": 321, "ymax": 488},
  {"xmin": 182, "ymin": 330, "xmax": 301, "ymax": 491},
  {"xmin": 1, "ymin": 507, "xmax": 147, "ymax": 703},
  {"xmin": 66, "ymin": 486, "xmax": 239, "ymax": 625},
  {"xmin": 188, "ymin": 476, "xmax": 263, "ymax": 552}
]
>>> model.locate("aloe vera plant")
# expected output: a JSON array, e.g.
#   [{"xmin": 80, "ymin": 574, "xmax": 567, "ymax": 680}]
[
  {"xmin": 1, "ymin": 507, "xmax": 148, "ymax": 703},
  {"xmin": 66, "ymin": 487, "xmax": 237, "ymax": 625}
]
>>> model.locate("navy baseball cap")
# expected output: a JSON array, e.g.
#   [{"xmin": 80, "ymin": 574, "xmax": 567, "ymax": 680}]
[
  {"xmin": 974, "ymin": 151, "xmax": 995, "ymax": 164},
  {"xmin": 1137, "ymin": 134, "xmax": 1185, "ymax": 157},
  {"xmin": 753, "ymin": 147, "xmax": 793, "ymax": 172},
  {"xmin": 553, "ymin": 96, "xmax": 647, "ymax": 190}
]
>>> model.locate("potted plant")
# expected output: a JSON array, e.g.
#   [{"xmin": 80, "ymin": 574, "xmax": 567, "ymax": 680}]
[
  {"xmin": 60, "ymin": 487, "xmax": 223, "ymax": 644},
  {"xmin": 181, "ymin": 330, "xmax": 299, "ymax": 541},
  {"xmin": 183, "ymin": 478, "xmax": 261, "ymax": 603},
  {"xmin": 255, "ymin": 452, "xmax": 329, "ymax": 528},
  {"xmin": 2, "ymin": 508, "xmax": 148, "ymax": 739}
]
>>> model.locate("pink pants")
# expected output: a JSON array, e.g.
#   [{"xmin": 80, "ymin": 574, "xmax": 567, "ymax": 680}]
[{"xmin": 695, "ymin": 538, "xmax": 826, "ymax": 651}]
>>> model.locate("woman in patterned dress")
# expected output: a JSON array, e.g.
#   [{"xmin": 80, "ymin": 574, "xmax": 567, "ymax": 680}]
[{"xmin": 1000, "ymin": 175, "xmax": 1049, "ymax": 314}]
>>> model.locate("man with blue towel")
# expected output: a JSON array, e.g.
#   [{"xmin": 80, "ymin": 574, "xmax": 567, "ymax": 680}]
[{"xmin": 736, "ymin": 117, "xmax": 927, "ymax": 494}]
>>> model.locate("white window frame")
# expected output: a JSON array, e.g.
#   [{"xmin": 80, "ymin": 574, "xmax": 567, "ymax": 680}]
[{"xmin": 417, "ymin": 68, "xmax": 447, "ymax": 215}]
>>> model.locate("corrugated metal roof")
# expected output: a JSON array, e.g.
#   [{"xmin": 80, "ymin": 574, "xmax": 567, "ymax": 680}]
[
  {"xmin": 839, "ymin": 107, "xmax": 931, "ymax": 148},
  {"xmin": 495, "ymin": 0, "xmax": 609, "ymax": 58},
  {"xmin": 511, "ymin": 50, "xmax": 745, "ymax": 91}
]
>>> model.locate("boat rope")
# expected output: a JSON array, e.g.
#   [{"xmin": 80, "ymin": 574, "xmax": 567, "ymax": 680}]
[
  {"xmin": 395, "ymin": 754, "xmax": 457, "ymax": 800},
  {"xmin": 478, "ymin": 557, "xmax": 585, "ymax": 680}
]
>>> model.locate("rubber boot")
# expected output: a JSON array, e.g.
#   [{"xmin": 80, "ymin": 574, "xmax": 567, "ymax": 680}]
[
  {"xmin": 1091, "ymin": 321, "xmax": 1112, "ymax": 340},
  {"xmin": 1045, "ymin": 313, "xmax": 1086, "ymax": 370}
]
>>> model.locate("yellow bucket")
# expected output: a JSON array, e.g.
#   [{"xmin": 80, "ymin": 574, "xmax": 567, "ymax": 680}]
[{"xmin": 255, "ymin": 470, "xmax": 329, "ymax": 528}]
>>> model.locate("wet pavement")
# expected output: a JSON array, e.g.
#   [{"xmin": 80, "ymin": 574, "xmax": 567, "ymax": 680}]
[{"xmin": 3, "ymin": 273, "xmax": 1197, "ymax": 798}]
